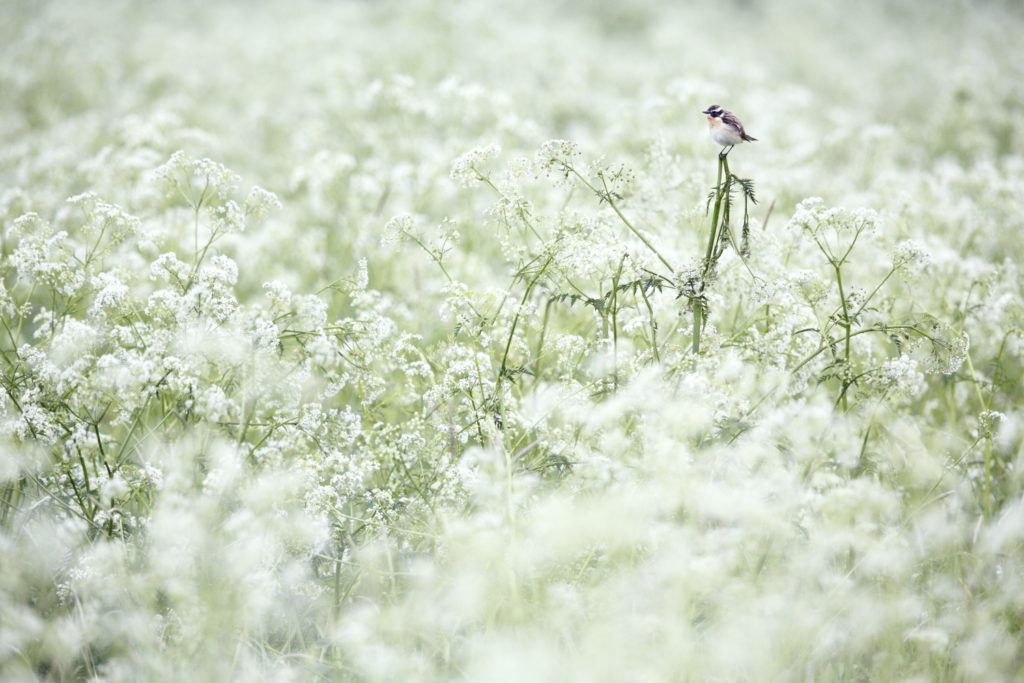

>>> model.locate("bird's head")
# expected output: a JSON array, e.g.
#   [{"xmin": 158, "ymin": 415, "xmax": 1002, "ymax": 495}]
[{"xmin": 702, "ymin": 105, "xmax": 723, "ymax": 118}]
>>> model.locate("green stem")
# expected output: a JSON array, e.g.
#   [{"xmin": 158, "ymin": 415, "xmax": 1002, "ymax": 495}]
[
  {"xmin": 639, "ymin": 283, "xmax": 661, "ymax": 363},
  {"xmin": 477, "ymin": 172, "xmax": 545, "ymax": 243},
  {"xmin": 566, "ymin": 166, "xmax": 675, "ymax": 275},
  {"xmin": 833, "ymin": 263, "xmax": 852, "ymax": 410},
  {"xmin": 850, "ymin": 267, "xmax": 897, "ymax": 322},
  {"xmin": 703, "ymin": 155, "xmax": 726, "ymax": 272},
  {"xmin": 610, "ymin": 254, "xmax": 626, "ymax": 390},
  {"xmin": 692, "ymin": 306, "xmax": 702, "ymax": 355},
  {"xmin": 717, "ymin": 156, "xmax": 733, "ymax": 259},
  {"xmin": 792, "ymin": 324, "xmax": 930, "ymax": 375},
  {"xmin": 695, "ymin": 154, "xmax": 729, "ymax": 355},
  {"xmin": 963, "ymin": 351, "xmax": 992, "ymax": 520},
  {"xmin": 498, "ymin": 256, "xmax": 551, "ymax": 384}
]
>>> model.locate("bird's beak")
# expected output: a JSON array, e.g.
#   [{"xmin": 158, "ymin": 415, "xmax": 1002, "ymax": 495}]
[{"xmin": 701, "ymin": 108, "xmax": 713, "ymax": 115}]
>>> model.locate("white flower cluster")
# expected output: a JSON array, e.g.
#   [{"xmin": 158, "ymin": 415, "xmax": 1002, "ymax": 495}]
[
  {"xmin": 450, "ymin": 143, "xmax": 501, "ymax": 187},
  {"xmin": 789, "ymin": 197, "xmax": 880, "ymax": 239},
  {"xmin": 151, "ymin": 150, "xmax": 241, "ymax": 207},
  {"xmin": 874, "ymin": 355, "xmax": 926, "ymax": 400},
  {"xmin": 244, "ymin": 185, "xmax": 282, "ymax": 220},
  {"xmin": 892, "ymin": 239, "xmax": 932, "ymax": 278},
  {"xmin": 381, "ymin": 212, "xmax": 416, "ymax": 247},
  {"xmin": 89, "ymin": 271, "xmax": 129, "ymax": 318},
  {"xmin": 535, "ymin": 140, "xmax": 581, "ymax": 181},
  {"xmin": 67, "ymin": 191, "xmax": 141, "ymax": 241},
  {"xmin": 10, "ymin": 227, "xmax": 86, "ymax": 296},
  {"xmin": 977, "ymin": 409, "xmax": 1004, "ymax": 439}
]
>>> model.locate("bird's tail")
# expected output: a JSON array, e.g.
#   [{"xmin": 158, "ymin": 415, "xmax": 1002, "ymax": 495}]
[{"xmin": 742, "ymin": 133, "xmax": 758, "ymax": 142}]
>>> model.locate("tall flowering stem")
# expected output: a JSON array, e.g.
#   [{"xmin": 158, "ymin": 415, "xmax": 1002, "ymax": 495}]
[
  {"xmin": 693, "ymin": 152, "xmax": 754, "ymax": 354},
  {"xmin": 703, "ymin": 154, "xmax": 729, "ymax": 273}
]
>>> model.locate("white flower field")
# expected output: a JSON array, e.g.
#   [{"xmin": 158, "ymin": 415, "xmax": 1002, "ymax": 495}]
[{"xmin": 1, "ymin": 0, "xmax": 1023, "ymax": 680}]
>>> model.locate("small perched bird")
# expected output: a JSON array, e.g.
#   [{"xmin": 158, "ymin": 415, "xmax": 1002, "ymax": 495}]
[{"xmin": 702, "ymin": 105, "xmax": 757, "ymax": 157}]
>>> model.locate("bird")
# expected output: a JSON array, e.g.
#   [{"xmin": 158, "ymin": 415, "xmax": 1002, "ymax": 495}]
[{"xmin": 702, "ymin": 105, "xmax": 757, "ymax": 157}]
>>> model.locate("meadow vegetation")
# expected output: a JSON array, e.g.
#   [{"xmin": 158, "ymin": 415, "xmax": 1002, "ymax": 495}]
[{"xmin": 1, "ymin": 0, "xmax": 1023, "ymax": 679}]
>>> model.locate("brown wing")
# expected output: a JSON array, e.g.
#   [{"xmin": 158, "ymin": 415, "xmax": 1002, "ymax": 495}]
[{"xmin": 721, "ymin": 110, "xmax": 757, "ymax": 142}]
